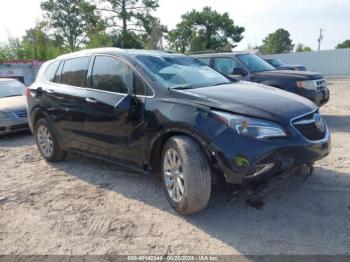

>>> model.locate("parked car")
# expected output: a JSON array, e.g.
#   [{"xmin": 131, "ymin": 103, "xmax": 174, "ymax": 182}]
[
  {"xmin": 0, "ymin": 78, "xmax": 29, "ymax": 135},
  {"xmin": 27, "ymin": 48, "xmax": 331, "ymax": 214},
  {"xmin": 192, "ymin": 52, "xmax": 329, "ymax": 107},
  {"xmin": 264, "ymin": 58, "xmax": 307, "ymax": 71}
]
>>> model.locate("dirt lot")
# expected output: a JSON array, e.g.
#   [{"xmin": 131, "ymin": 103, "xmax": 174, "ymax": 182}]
[{"xmin": 0, "ymin": 78, "xmax": 349, "ymax": 255}]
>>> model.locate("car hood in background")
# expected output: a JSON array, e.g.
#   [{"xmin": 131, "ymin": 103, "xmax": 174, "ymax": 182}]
[
  {"xmin": 177, "ymin": 81, "xmax": 317, "ymax": 124},
  {"xmin": 0, "ymin": 96, "xmax": 27, "ymax": 112},
  {"xmin": 255, "ymin": 70, "xmax": 322, "ymax": 80}
]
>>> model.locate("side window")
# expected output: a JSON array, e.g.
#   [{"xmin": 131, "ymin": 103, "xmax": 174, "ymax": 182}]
[
  {"xmin": 54, "ymin": 62, "xmax": 63, "ymax": 83},
  {"xmin": 61, "ymin": 57, "xmax": 90, "ymax": 87},
  {"xmin": 44, "ymin": 61, "xmax": 60, "ymax": 82},
  {"xmin": 196, "ymin": 57, "xmax": 210, "ymax": 66},
  {"xmin": 133, "ymin": 74, "xmax": 153, "ymax": 96},
  {"xmin": 91, "ymin": 56, "xmax": 132, "ymax": 94},
  {"xmin": 213, "ymin": 58, "xmax": 241, "ymax": 75}
]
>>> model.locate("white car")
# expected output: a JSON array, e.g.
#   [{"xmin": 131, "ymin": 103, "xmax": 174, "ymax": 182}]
[{"xmin": 0, "ymin": 78, "xmax": 29, "ymax": 135}]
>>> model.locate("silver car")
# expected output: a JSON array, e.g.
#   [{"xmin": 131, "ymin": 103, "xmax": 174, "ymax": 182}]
[{"xmin": 0, "ymin": 78, "xmax": 29, "ymax": 135}]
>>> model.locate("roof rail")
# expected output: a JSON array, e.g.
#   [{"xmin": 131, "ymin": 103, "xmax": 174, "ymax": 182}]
[
  {"xmin": 187, "ymin": 50, "xmax": 232, "ymax": 55},
  {"xmin": 187, "ymin": 50, "xmax": 233, "ymax": 55}
]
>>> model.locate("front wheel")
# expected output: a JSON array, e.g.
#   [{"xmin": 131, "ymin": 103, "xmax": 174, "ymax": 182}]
[{"xmin": 161, "ymin": 136, "xmax": 212, "ymax": 215}]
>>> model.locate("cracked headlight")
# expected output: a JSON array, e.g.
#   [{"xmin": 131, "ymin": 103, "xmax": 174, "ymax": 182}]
[{"xmin": 214, "ymin": 111, "xmax": 287, "ymax": 140}]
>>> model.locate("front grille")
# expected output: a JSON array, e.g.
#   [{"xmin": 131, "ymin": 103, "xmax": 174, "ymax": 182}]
[
  {"xmin": 315, "ymin": 79, "xmax": 327, "ymax": 91},
  {"xmin": 14, "ymin": 110, "xmax": 27, "ymax": 118},
  {"xmin": 292, "ymin": 112, "xmax": 326, "ymax": 141}
]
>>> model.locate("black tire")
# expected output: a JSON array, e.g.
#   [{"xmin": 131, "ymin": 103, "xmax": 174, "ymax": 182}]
[
  {"xmin": 161, "ymin": 136, "xmax": 211, "ymax": 215},
  {"xmin": 34, "ymin": 118, "xmax": 66, "ymax": 162}
]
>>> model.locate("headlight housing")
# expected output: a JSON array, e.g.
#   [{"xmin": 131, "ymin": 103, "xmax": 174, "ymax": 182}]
[
  {"xmin": 213, "ymin": 111, "xmax": 287, "ymax": 140},
  {"xmin": 0, "ymin": 111, "xmax": 9, "ymax": 120},
  {"xmin": 296, "ymin": 80, "xmax": 316, "ymax": 90}
]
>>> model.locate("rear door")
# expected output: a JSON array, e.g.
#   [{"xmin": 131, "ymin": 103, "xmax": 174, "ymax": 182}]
[
  {"xmin": 46, "ymin": 56, "xmax": 91, "ymax": 150},
  {"xmin": 83, "ymin": 55, "xmax": 149, "ymax": 167}
]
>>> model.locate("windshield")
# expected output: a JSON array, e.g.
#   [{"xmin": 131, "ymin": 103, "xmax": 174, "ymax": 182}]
[
  {"xmin": 132, "ymin": 54, "xmax": 231, "ymax": 89},
  {"xmin": 237, "ymin": 54, "xmax": 276, "ymax": 72},
  {"xmin": 0, "ymin": 81, "xmax": 26, "ymax": 98},
  {"xmin": 269, "ymin": 59, "xmax": 284, "ymax": 67}
]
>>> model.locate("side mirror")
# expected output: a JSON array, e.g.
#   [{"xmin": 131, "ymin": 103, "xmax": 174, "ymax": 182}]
[{"xmin": 232, "ymin": 68, "xmax": 247, "ymax": 76}]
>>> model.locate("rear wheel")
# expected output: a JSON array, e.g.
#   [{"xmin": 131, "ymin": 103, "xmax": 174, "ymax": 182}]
[
  {"xmin": 35, "ymin": 118, "xmax": 66, "ymax": 162},
  {"xmin": 161, "ymin": 136, "xmax": 211, "ymax": 215}
]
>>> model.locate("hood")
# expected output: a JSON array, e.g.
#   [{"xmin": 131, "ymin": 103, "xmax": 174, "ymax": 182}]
[
  {"xmin": 175, "ymin": 82, "xmax": 317, "ymax": 124},
  {"xmin": 0, "ymin": 95, "xmax": 27, "ymax": 112},
  {"xmin": 255, "ymin": 70, "xmax": 322, "ymax": 80}
]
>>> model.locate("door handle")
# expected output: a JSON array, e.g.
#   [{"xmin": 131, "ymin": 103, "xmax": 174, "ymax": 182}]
[
  {"xmin": 85, "ymin": 97, "xmax": 97, "ymax": 104},
  {"xmin": 46, "ymin": 89, "xmax": 55, "ymax": 94}
]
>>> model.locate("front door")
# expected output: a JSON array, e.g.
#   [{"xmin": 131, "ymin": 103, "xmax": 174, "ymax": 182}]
[{"xmin": 83, "ymin": 55, "xmax": 148, "ymax": 168}]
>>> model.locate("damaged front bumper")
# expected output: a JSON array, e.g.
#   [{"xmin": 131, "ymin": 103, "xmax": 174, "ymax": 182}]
[{"xmin": 209, "ymin": 123, "xmax": 331, "ymax": 185}]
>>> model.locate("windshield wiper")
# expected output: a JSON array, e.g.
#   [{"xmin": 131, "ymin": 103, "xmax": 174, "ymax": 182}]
[
  {"xmin": 171, "ymin": 85, "xmax": 193, "ymax": 90},
  {"xmin": 212, "ymin": 82, "xmax": 230, "ymax": 86}
]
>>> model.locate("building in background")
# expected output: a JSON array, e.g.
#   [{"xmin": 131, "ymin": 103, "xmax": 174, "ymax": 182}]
[{"xmin": 0, "ymin": 60, "xmax": 44, "ymax": 86}]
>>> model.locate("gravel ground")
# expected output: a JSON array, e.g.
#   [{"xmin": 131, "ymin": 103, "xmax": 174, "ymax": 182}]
[{"xmin": 0, "ymin": 78, "xmax": 349, "ymax": 255}]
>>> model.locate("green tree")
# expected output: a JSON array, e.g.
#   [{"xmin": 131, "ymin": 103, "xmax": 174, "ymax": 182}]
[
  {"xmin": 167, "ymin": 7, "xmax": 244, "ymax": 53},
  {"xmin": 22, "ymin": 23, "xmax": 63, "ymax": 60},
  {"xmin": 336, "ymin": 40, "xmax": 350, "ymax": 49},
  {"xmin": 296, "ymin": 43, "xmax": 312, "ymax": 52},
  {"xmin": 98, "ymin": 0, "xmax": 160, "ymax": 48},
  {"xmin": 0, "ymin": 38, "xmax": 25, "ymax": 60},
  {"xmin": 41, "ymin": 0, "xmax": 102, "ymax": 51},
  {"xmin": 260, "ymin": 28, "xmax": 294, "ymax": 54}
]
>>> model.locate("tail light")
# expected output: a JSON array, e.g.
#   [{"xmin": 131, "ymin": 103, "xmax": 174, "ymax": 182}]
[{"xmin": 25, "ymin": 87, "xmax": 31, "ymax": 97}]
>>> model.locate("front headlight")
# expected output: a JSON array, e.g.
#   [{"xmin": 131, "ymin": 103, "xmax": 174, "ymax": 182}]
[
  {"xmin": 0, "ymin": 111, "xmax": 9, "ymax": 120},
  {"xmin": 296, "ymin": 80, "xmax": 316, "ymax": 90},
  {"xmin": 213, "ymin": 111, "xmax": 287, "ymax": 140}
]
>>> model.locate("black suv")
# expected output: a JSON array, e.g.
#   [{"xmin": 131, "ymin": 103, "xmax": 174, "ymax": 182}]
[
  {"xmin": 27, "ymin": 48, "xmax": 331, "ymax": 214},
  {"xmin": 192, "ymin": 52, "xmax": 329, "ymax": 107}
]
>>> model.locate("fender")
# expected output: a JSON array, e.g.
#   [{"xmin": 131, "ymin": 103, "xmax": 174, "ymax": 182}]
[
  {"xmin": 146, "ymin": 122, "xmax": 218, "ymax": 169},
  {"xmin": 29, "ymin": 107, "xmax": 65, "ymax": 149}
]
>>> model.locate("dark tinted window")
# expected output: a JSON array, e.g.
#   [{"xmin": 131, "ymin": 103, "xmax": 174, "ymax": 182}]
[
  {"xmin": 91, "ymin": 56, "xmax": 132, "ymax": 94},
  {"xmin": 133, "ymin": 74, "xmax": 153, "ymax": 96},
  {"xmin": 61, "ymin": 57, "xmax": 90, "ymax": 87},
  {"xmin": 44, "ymin": 61, "xmax": 60, "ymax": 82}
]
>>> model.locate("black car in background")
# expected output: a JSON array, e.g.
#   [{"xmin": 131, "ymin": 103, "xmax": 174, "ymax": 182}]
[
  {"xmin": 27, "ymin": 48, "xmax": 331, "ymax": 214},
  {"xmin": 192, "ymin": 52, "xmax": 329, "ymax": 107},
  {"xmin": 264, "ymin": 58, "xmax": 307, "ymax": 71}
]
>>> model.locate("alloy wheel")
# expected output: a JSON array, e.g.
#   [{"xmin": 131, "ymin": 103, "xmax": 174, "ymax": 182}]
[
  {"xmin": 37, "ymin": 125, "xmax": 54, "ymax": 158},
  {"xmin": 163, "ymin": 148, "xmax": 185, "ymax": 203}
]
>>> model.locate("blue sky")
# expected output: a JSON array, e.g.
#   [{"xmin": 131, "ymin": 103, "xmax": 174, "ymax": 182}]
[{"xmin": 0, "ymin": 0, "xmax": 349, "ymax": 51}]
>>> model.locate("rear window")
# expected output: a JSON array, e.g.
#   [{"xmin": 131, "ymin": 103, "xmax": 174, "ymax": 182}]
[
  {"xmin": 0, "ymin": 81, "xmax": 26, "ymax": 98},
  {"xmin": 61, "ymin": 57, "xmax": 90, "ymax": 87},
  {"xmin": 44, "ymin": 61, "xmax": 60, "ymax": 82}
]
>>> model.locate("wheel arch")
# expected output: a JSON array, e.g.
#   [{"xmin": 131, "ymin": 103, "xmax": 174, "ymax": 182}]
[{"xmin": 147, "ymin": 127, "xmax": 218, "ymax": 177}]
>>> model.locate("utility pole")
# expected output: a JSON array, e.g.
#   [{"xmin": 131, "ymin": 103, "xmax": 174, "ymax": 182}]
[{"xmin": 317, "ymin": 28, "xmax": 324, "ymax": 51}]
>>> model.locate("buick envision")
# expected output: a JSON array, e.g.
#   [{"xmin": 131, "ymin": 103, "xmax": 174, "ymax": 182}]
[{"xmin": 27, "ymin": 48, "xmax": 331, "ymax": 214}]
